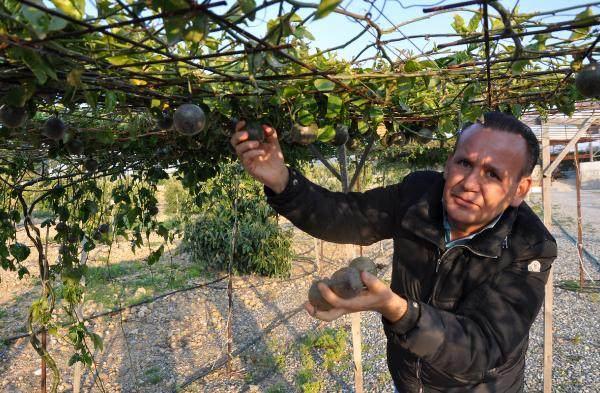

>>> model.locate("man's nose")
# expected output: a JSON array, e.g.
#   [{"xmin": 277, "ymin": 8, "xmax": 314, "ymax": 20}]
[{"xmin": 462, "ymin": 169, "xmax": 481, "ymax": 192}]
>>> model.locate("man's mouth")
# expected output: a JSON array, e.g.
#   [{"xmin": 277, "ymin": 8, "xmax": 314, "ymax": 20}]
[{"xmin": 452, "ymin": 194, "xmax": 478, "ymax": 208}]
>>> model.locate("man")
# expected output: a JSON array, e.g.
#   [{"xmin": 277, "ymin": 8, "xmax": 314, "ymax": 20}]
[{"xmin": 230, "ymin": 112, "xmax": 557, "ymax": 392}]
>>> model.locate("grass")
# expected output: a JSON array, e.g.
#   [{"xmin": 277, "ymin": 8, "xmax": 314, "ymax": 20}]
[
  {"xmin": 143, "ymin": 366, "xmax": 162, "ymax": 385},
  {"xmin": 0, "ymin": 309, "xmax": 7, "ymax": 319},
  {"xmin": 243, "ymin": 338, "xmax": 286, "ymax": 383},
  {"xmin": 293, "ymin": 327, "xmax": 350, "ymax": 393},
  {"xmin": 77, "ymin": 257, "xmax": 203, "ymax": 308},
  {"xmin": 265, "ymin": 382, "xmax": 287, "ymax": 393}
]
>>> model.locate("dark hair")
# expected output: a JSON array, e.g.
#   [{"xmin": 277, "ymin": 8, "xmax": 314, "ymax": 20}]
[{"xmin": 456, "ymin": 111, "xmax": 539, "ymax": 177}]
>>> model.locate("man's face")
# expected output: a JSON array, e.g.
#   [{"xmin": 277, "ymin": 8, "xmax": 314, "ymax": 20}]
[{"xmin": 443, "ymin": 125, "xmax": 532, "ymax": 234}]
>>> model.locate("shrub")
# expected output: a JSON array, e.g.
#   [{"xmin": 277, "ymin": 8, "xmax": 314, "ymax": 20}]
[{"xmin": 183, "ymin": 161, "xmax": 292, "ymax": 277}]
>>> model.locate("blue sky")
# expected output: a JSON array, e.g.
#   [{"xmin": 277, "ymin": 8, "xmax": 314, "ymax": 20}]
[{"xmin": 232, "ymin": 0, "xmax": 599, "ymax": 61}]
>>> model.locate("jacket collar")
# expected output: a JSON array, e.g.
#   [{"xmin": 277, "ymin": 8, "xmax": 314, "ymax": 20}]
[{"xmin": 400, "ymin": 174, "xmax": 518, "ymax": 258}]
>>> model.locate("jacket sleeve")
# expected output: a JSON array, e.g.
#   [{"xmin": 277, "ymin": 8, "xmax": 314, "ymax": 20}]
[
  {"xmin": 264, "ymin": 166, "xmax": 404, "ymax": 245},
  {"xmin": 382, "ymin": 239, "xmax": 557, "ymax": 377}
]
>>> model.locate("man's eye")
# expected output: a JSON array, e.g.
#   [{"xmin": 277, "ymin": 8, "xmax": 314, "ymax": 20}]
[
  {"xmin": 458, "ymin": 160, "xmax": 471, "ymax": 168},
  {"xmin": 487, "ymin": 171, "xmax": 500, "ymax": 180}
]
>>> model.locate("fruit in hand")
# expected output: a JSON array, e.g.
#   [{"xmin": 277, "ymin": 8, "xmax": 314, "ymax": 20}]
[
  {"xmin": 245, "ymin": 121, "xmax": 265, "ymax": 143},
  {"xmin": 333, "ymin": 124, "xmax": 349, "ymax": 146},
  {"xmin": 308, "ymin": 279, "xmax": 334, "ymax": 311},
  {"xmin": 329, "ymin": 266, "xmax": 364, "ymax": 299},
  {"xmin": 349, "ymin": 256, "xmax": 377, "ymax": 277},
  {"xmin": 290, "ymin": 123, "xmax": 318, "ymax": 145},
  {"xmin": 43, "ymin": 117, "xmax": 66, "ymax": 140},
  {"xmin": 575, "ymin": 62, "xmax": 600, "ymax": 98},
  {"xmin": 0, "ymin": 105, "xmax": 27, "ymax": 128},
  {"xmin": 174, "ymin": 104, "xmax": 206, "ymax": 135},
  {"xmin": 66, "ymin": 138, "xmax": 84, "ymax": 155}
]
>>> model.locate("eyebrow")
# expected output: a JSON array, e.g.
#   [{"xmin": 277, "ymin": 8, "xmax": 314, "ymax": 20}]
[{"xmin": 456, "ymin": 155, "xmax": 504, "ymax": 176}]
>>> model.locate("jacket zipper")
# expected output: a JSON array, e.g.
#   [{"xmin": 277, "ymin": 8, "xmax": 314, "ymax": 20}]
[{"xmin": 416, "ymin": 246, "xmax": 497, "ymax": 392}]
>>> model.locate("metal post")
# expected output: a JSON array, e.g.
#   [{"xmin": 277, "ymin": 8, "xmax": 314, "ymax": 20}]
[
  {"xmin": 574, "ymin": 145, "xmax": 585, "ymax": 289},
  {"xmin": 541, "ymin": 121, "xmax": 553, "ymax": 393}
]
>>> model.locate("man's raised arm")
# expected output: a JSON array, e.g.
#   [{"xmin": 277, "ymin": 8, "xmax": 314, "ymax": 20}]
[{"xmin": 230, "ymin": 121, "xmax": 402, "ymax": 245}]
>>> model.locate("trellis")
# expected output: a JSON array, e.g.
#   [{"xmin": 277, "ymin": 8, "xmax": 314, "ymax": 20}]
[{"xmin": 1, "ymin": 1, "xmax": 600, "ymax": 392}]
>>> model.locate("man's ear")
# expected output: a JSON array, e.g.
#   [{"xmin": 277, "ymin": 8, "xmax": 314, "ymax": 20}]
[{"xmin": 510, "ymin": 176, "xmax": 532, "ymax": 207}]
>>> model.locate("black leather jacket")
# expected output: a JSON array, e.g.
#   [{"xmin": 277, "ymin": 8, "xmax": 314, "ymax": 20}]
[{"xmin": 265, "ymin": 169, "xmax": 557, "ymax": 393}]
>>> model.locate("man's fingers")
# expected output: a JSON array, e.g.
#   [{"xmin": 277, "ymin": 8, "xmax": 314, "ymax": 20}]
[
  {"xmin": 263, "ymin": 125, "xmax": 278, "ymax": 141},
  {"xmin": 318, "ymin": 281, "xmax": 347, "ymax": 308},
  {"xmin": 235, "ymin": 120, "xmax": 246, "ymax": 132},
  {"xmin": 241, "ymin": 149, "xmax": 265, "ymax": 162},
  {"xmin": 235, "ymin": 140, "xmax": 260, "ymax": 156},
  {"xmin": 230, "ymin": 131, "xmax": 249, "ymax": 147},
  {"xmin": 361, "ymin": 271, "xmax": 384, "ymax": 292}
]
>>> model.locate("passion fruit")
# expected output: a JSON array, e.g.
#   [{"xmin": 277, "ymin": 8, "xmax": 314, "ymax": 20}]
[
  {"xmin": 43, "ymin": 116, "xmax": 66, "ymax": 140},
  {"xmin": 329, "ymin": 267, "xmax": 363, "ymax": 299},
  {"xmin": 55, "ymin": 222, "xmax": 69, "ymax": 233},
  {"xmin": 290, "ymin": 123, "xmax": 318, "ymax": 145},
  {"xmin": 349, "ymin": 256, "xmax": 377, "ymax": 277},
  {"xmin": 575, "ymin": 62, "xmax": 600, "ymax": 98},
  {"xmin": 174, "ymin": 104, "xmax": 206, "ymax": 135},
  {"xmin": 245, "ymin": 121, "xmax": 265, "ymax": 143},
  {"xmin": 308, "ymin": 279, "xmax": 334, "ymax": 311},
  {"xmin": 66, "ymin": 138, "xmax": 84, "ymax": 155},
  {"xmin": 0, "ymin": 105, "xmax": 28, "ymax": 128},
  {"xmin": 333, "ymin": 124, "xmax": 349, "ymax": 146},
  {"xmin": 84, "ymin": 158, "xmax": 98, "ymax": 172}
]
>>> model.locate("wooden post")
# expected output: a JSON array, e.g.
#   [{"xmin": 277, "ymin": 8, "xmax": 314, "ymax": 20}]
[
  {"xmin": 314, "ymin": 237, "xmax": 320, "ymax": 276},
  {"xmin": 590, "ymin": 139, "xmax": 594, "ymax": 162},
  {"xmin": 337, "ymin": 145, "xmax": 363, "ymax": 393},
  {"xmin": 541, "ymin": 121, "xmax": 553, "ymax": 393},
  {"xmin": 574, "ymin": 145, "xmax": 585, "ymax": 289}
]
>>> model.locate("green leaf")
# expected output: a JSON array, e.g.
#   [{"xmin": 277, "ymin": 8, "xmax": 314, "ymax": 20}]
[
  {"xmin": 294, "ymin": 26, "xmax": 315, "ymax": 41},
  {"xmin": 315, "ymin": 0, "xmax": 342, "ymax": 20},
  {"xmin": 238, "ymin": 0, "xmax": 256, "ymax": 19},
  {"xmin": 317, "ymin": 125, "xmax": 335, "ymax": 142},
  {"xmin": 10, "ymin": 243, "xmax": 30, "ymax": 262},
  {"xmin": 90, "ymin": 332, "xmax": 103, "ymax": 351},
  {"xmin": 467, "ymin": 13, "xmax": 481, "ymax": 33},
  {"xmin": 68, "ymin": 353, "xmax": 82, "ymax": 366},
  {"xmin": 451, "ymin": 14, "xmax": 467, "ymax": 35},
  {"xmin": 104, "ymin": 91, "xmax": 117, "ymax": 113},
  {"xmin": 437, "ymin": 116, "xmax": 455, "ymax": 134},
  {"xmin": 325, "ymin": 94, "xmax": 342, "ymax": 119},
  {"xmin": 3, "ymin": 82, "xmax": 36, "ymax": 107},
  {"xmin": 51, "ymin": 0, "xmax": 85, "ymax": 19},
  {"xmin": 403, "ymin": 60, "xmax": 421, "ymax": 73},
  {"xmin": 17, "ymin": 266, "xmax": 29, "ymax": 279},
  {"xmin": 570, "ymin": 8, "xmax": 593, "ymax": 40},
  {"xmin": 296, "ymin": 109, "xmax": 314, "ymax": 125},
  {"xmin": 314, "ymin": 79, "xmax": 335, "ymax": 92},
  {"xmin": 164, "ymin": 18, "xmax": 185, "ymax": 44},
  {"xmin": 184, "ymin": 15, "xmax": 208, "ymax": 43},
  {"xmin": 147, "ymin": 245, "xmax": 164, "ymax": 265},
  {"xmin": 67, "ymin": 68, "xmax": 83, "ymax": 87},
  {"xmin": 511, "ymin": 59, "xmax": 530, "ymax": 75},
  {"xmin": 357, "ymin": 120, "xmax": 369, "ymax": 134},
  {"xmin": 282, "ymin": 86, "xmax": 300, "ymax": 98}
]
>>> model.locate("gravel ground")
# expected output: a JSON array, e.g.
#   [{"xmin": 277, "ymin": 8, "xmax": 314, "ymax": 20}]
[{"xmin": 1, "ymin": 182, "xmax": 599, "ymax": 393}]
